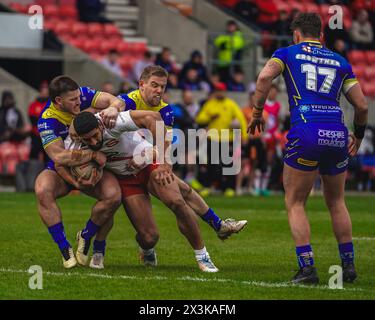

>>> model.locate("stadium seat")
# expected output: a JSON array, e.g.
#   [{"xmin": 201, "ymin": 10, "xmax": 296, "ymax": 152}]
[
  {"xmin": 87, "ymin": 23, "xmax": 104, "ymax": 37},
  {"xmin": 364, "ymin": 67, "xmax": 375, "ymax": 81},
  {"xmin": 348, "ymin": 50, "xmax": 366, "ymax": 64},
  {"xmin": 304, "ymin": 3, "xmax": 319, "ymax": 14},
  {"xmin": 0, "ymin": 142, "xmax": 19, "ymax": 175},
  {"xmin": 54, "ymin": 21, "xmax": 72, "ymax": 36},
  {"xmin": 35, "ymin": 0, "xmax": 56, "ymax": 5},
  {"xmin": 103, "ymin": 24, "xmax": 122, "ymax": 38},
  {"xmin": 117, "ymin": 41, "xmax": 130, "ymax": 54},
  {"xmin": 100, "ymin": 40, "xmax": 118, "ymax": 55},
  {"xmin": 273, "ymin": 0, "xmax": 290, "ymax": 13},
  {"xmin": 130, "ymin": 42, "xmax": 147, "ymax": 55},
  {"xmin": 71, "ymin": 22, "xmax": 88, "ymax": 36},
  {"xmin": 43, "ymin": 5, "xmax": 59, "ymax": 19},
  {"xmin": 18, "ymin": 143, "xmax": 30, "ymax": 162},
  {"xmin": 43, "ymin": 18, "xmax": 60, "ymax": 31},
  {"xmin": 362, "ymin": 82, "xmax": 375, "ymax": 97},
  {"xmin": 9, "ymin": 3, "xmax": 28, "ymax": 14},
  {"xmin": 82, "ymin": 39, "xmax": 102, "ymax": 54},
  {"xmin": 365, "ymin": 51, "xmax": 375, "ymax": 64},
  {"xmin": 68, "ymin": 37, "xmax": 87, "ymax": 51},
  {"xmin": 352, "ymin": 65, "xmax": 366, "ymax": 79},
  {"xmin": 59, "ymin": 5, "xmax": 78, "ymax": 21}
]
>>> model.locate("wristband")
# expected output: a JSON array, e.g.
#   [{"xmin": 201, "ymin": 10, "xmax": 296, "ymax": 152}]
[{"xmin": 354, "ymin": 123, "xmax": 366, "ymax": 139}]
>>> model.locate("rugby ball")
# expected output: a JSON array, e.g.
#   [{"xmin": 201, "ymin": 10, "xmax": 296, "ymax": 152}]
[{"xmin": 71, "ymin": 161, "xmax": 103, "ymax": 182}]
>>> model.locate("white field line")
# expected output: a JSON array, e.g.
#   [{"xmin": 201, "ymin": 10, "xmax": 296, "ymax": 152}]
[
  {"xmin": 353, "ymin": 237, "xmax": 375, "ymax": 241},
  {"xmin": 0, "ymin": 268, "xmax": 366, "ymax": 293}
]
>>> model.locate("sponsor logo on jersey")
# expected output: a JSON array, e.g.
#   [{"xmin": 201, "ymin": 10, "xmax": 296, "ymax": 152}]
[
  {"xmin": 302, "ymin": 45, "xmax": 312, "ymax": 53},
  {"xmin": 336, "ymin": 158, "xmax": 349, "ymax": 169},
  {"xmin": 318, "ymin": 129, "xmax": 345, "ymax": 139},
  {"xmin": 299, "ymin": 105, "xmax": 311, "ymax": 113},
  {"xmin": 318, "ymin": 138, "xmax": 346, "ymax": 148}
]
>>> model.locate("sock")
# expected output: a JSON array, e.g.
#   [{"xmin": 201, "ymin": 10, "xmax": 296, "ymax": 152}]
[
  {"xmin": 194, "ymin": 247, "xmax": 208, "ymax": 261},
  {"xmin": 201, "ymin": 208, "xmax": 222, "ymax": 231},
  {"xmin": 339, "ymin": 242, "xmax": 354, "ymax": 267},
  {"xmin": 81, "ymin": 219, "xmax": 100, "ymax": 241},
  {"xmin": 48, "ymin": 222, "xmax": 70, "ymax": 252},
  {"xmin": 93, "ymin": 240, "xmax": 106, "ymax": 256},
  {"xmin": 296, "ymin": 245, "xmax": 314, "ymax": 269},
  {"xmin": 141, "ymin": 247, "xmax": 155, "ymax": 256}
]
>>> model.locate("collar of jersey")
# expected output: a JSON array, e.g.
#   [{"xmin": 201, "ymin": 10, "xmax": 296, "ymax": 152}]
[
  {"xmin": 300, "ymin": 40, "xmax": 322, "ymax": 47},
  {"xmin": 47, "ymin": 102, "xmax": 74, "ymax": 125}
]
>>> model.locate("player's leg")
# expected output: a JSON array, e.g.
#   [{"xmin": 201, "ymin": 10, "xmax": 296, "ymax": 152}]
[
  {"xmin": 123, "ymin": 194, "xmax": 160, "ymax": 266},
  {"xmin": 321, "ymin": 172, "xmax": 357, "ymax": 282},
  {"xmin": 283, "ymin": 163, "xmax": 319, "ymax": 284},
  {"xmin": 34, "ymin": 169, "xmax": 76, "ymax": 268},
  {"xmin": 148, "ymin": 170, "xmax": 218, "ymax": 272},
  {"xmin": 177, "ymin": 177, "xmax": 247, "ymax": 240},
  {"xmin": 76, "ymin": 170, "xmax": 121, "ymax": 266}
]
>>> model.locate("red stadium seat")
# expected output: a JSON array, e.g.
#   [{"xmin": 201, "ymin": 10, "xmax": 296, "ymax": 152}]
[
  {"xmin": 68, "ymin": 37, "xmax": 87, "ymax": 50},
  {"xmin": 71, "ymin": 22, "xmax": 88, "ymax": 36},
  {"xmin": 18, "ymin": 143, "xmax": 30, "ymax": 162},
  {"xmin": 83, "ymin": 38, "xmax": 102, "ymax": 54},
  {"xmin": 54, "ymin": 21, "xmax": 72, "ymax": 36},
  {"xmin": 365, "ymin": 51, "xmax": 375, "ymax": 64},
  {"xmin": 59, "ymin": 5, "xmax": 78, "ymax": 21},
  {"xmin": 35, "ymin": 0, "xmax": 56, "ymax": 5},
  {"xmin": 117, "ymin": 41, "xmax": 130, "ymax": 54},
  {"xmin": 364, "ymin": 67, "xmax": 375, "ymax": 80},
  {"xmin": 348, "ymin": 50, "xmax": 366, "ymax": 64},
  {"xmin": 362, "ymin": 82, "xmax": 375, "ymax": 97},
  {"xmin": 352, "ymin": 65, "xmax": 366, "ymax": 79},
  {"xmin": 304, "ymin": 3, "xmax": 319, "ymax": 14},
  {"xmin": 43, "ymin": 4, "xmax": 59, "ymax": 19},
  {"xmin": 43, "ymin": 18, "xmax": 60, "ymax": 31},
  {"xmin": 100, "ymin": 40, "xmax": 118, "ymax": 55},
  {"xmin": 9, "ymin": 3, "xmax": 28, "ymax": 14},
  {"xmin": 0, "ymin": 142, "xmax": 19, "ymax": 175},
  {"xmin": 87, "ymin": 23, "xmax": 104, "ymax": 37},
  {"xmin": 103, "ymin": 24, "xmax": 122, "ymax": 38},
  {"xmin": 131, "ymin": 42, "xmax": 147, "ymax": 55}
]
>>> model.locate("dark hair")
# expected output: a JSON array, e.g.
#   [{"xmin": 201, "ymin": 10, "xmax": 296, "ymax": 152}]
[
  {"xmin": 1, "ymin": 90, "xmax": 15, "ymax": 107},
  {"xmin": 49, "ymin": 76, "xmax": 79, "ymax": 103},
  {"xmin": 140, "ymin": 65, "xmax": 169, "ymax": 81},
  {"xmin": 109, "ymin": 49, "xmax": 118, "ymax": 55},
  {"xmin": 73, "ymin": 112, "xmax": 99, "ymax": 136},
  {"xmin": 290, "ymin": 13, "xmax": 322, "ymax": 38}
]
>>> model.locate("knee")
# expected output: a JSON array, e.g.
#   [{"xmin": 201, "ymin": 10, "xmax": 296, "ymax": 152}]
[
  {"xmin": 104, "ymin": 190, "xmax": 122, "ymax": 212},
  {"xmin": 35, "ymin": 182, "xmax": 53, "ymax": 207},
  {"xmin": 139, "ymin": 231, "xmax": 159, "ymax": 248},
  {"xmin": 167, "ymin": 197, "xmax": 187, "ymax": 213},
  {"xmin": 325, "ymin": 197, "xmax": 344, "ymax": 211},
  {"xmin": 179, "ymin": 182, "xmax": 192, "ymax": 198}
]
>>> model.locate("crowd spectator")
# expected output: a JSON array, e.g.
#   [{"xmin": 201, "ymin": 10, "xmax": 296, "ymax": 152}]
[
  {"xmin": 324, "ymin": 21, "xmax": 350, "ymax": 52},
  {"xmin": 155, "ymin": 47, "xmax": 179, "ymax": 75},
  {"xmin": 233, "ymin": 0, "xmax": 259, "ymax": 25},
  {"xmin": 28, "ymin": 82, "xmax": 48, "ymax": 161},
  {"xmin": 0, "ymin": 91, "xmax": 27, "ymax": 143},
  {"xmin": 332, "ymin": 39, "xmax": 348, "ymax": 59},
  {"xmin": 227, "ymin": 69, "xmax": 246, "ymax": 92},
  {"xmin": 179, "ymin": 50, "xmax": 209, "ymax": 84},
  {"xmin": 117, "ymin": 81, "xmax": 136, "ymax": 95},
  {"xmin": 131, "ymin": 51, "xmax": 155, "ymax": 83},
  {"xmin": 274, "ymin": 10, "xmax": 292, "ymax": 48},
  {"xmin": 101, "ymin": 49, "xmax": 124, "ymax": 78},
  {"xmin": 101, "ymin": 81, "xmax": 115, "ymax": 95},
  {"xmin": 179, "ymin": 68, "xmax": 205, "ymax": 91},
  {"xmin": 77, "ymin": 0, "xmax": 112, "ymax": 23},
  {"xmin": 214, "ymin": 20, "xmax": 245, "ymax": 82},
  {"xmin": 195, "ymin": 82, "xmax": 248, "ymax": 197},
  {"xmin": 350, "ymin": 9, "xmax": 374, "ymax": 50}
]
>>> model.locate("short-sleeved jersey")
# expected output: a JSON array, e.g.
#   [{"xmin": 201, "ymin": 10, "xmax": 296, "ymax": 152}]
[
  {"xmin": 38, "ymin": 87, "xmax": 101, "ymax": 170},
  {"xmin": 117, "ymin": 89, "xmax": 174, "ymax": 130},
  {"xmin": 271, "ymin": 41, "xmax": 358, "ymax": 126},
  {"xmin": 65, "ymin": 111, "xmax": 152, "ymax": 176}
]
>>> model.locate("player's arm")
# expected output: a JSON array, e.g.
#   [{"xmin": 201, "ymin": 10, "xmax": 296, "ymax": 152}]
[
  {"xmin": 248, "ymin": 59, "xmax": 283, "ymax": 135},
  {"xmin": 45, "ymin": 140, "xmax": 106, "ymax": 167},
  {"xmin": 55, "ymin": 162, "xmax": 101, "ymax": 189},
  {"xmin": 89, "ymin": 92, "xmax": 125, "ymax": 128},
  {"xmin": 345, "ymin": 83, "xmax": 369, "ymax": 156}
]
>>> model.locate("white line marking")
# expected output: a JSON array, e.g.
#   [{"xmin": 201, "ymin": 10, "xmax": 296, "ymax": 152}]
[
  {"xmin": 0, "ymin": 268, "xmax": 366, "ymax": 292},
  {"xmin": 353, "ymin": 237, "xmax": 375, "ymax": 241}
]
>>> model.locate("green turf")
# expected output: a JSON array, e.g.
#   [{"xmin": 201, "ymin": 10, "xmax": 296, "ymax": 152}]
[{"xmin": 0, "ymin": 192, "xmax": 374, "ymax": 300}]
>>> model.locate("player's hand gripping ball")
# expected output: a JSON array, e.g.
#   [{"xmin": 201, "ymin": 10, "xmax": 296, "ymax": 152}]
[{"xmin": 71, "ymin": 162, "xmax": 103, "ymax": 187}]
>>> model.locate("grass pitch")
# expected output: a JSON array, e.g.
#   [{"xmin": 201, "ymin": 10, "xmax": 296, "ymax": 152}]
[{"xmin": 0, "ymin": 192, "xmax": 374, "ymax": 300}]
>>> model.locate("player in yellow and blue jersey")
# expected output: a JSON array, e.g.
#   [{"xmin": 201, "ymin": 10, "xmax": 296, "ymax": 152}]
[
  {"xmin": 35, "ymin": 75, "xmax": 125, "ymax": 268},
  {"xmin": 91, "ymin": 66, "xmax": 247, "ymax": 269},
  {"xmin": 248, "ymin": 13, "xmax": 368, "ymax": 284}
]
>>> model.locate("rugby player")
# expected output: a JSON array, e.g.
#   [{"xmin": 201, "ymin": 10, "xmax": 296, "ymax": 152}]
[
  {"xmin": 34, "ymin": 75, "xmax": 126, "ymax": 268},
  {"xmin": 92, "ymin": 65, "xmax": 247, "ymax": 267},
  {"xmin": 61, "ymin": 110, "xmax": 220, "ymax": 272},
  {"xmin": 248, "ymin": 13, "xmax": 368, "ymax": 284}
]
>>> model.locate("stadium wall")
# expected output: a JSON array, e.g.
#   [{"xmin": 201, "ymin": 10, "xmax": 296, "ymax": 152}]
[{"xmin": 138, "ymin": 0, "xmax": 208, "ymax": 63}]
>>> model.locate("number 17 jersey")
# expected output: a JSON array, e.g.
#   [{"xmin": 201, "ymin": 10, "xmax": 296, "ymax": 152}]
[{"xmin": 271, "ymin": 40, "xmax": 358, "ymax": 127}]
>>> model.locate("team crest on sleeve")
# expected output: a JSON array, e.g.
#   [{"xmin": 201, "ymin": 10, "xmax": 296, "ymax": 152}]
[{"xmin": 302, "ymin": 45, "xmax": 312, "ymax": 53}]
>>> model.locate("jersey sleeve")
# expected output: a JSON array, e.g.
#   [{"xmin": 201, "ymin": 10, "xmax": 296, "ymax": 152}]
[
  {"xmin": 271, "ymin": 47, "xmax": 288, "ymax": 72},
  {"xmin": 37, "ymin": 117, "xmax": 63, "ymax": 149},
  {"xmin": 80, "ymin": 87, "xmax": 101, "ymax": 110},
  {"xmin": 159, "ymin": 105, "xmax": 174, "ymax": 129},
  {"xmin": 117, "ymin": 94, "xmax": 137, "ymax": 111},
  {"xmin": 342, "ymin": 61, "xmax": 359, "ymax": 94},
  {"xmin": 105, "ymin": 111, "xmax": 140, "ymax": 138}
]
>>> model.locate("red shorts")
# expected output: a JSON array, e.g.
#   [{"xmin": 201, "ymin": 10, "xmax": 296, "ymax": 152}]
[{"xmin": 117, "ymin": 164, "xmax": 159, "ymax": 198}]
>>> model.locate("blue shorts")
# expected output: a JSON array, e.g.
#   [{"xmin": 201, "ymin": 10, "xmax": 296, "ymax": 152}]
[{"xmin": 284, "ymin": 123, "xmax": 349, "ymax": 176}]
